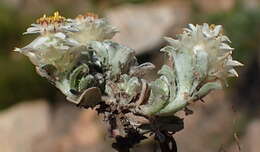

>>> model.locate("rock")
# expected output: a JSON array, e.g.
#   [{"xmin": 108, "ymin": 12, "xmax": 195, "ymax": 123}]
[
  {"xmin": 194, "ymin": 0, "xmax": 235, "ymax": 13},
  {"xmin": 106, "ymin": 1, "xmax": 190, "ymax": 54},
  {"xmin": 0, "ymin": 99, "xmax": 110, "ymax": 152},
  {"xmin": 243, "ymin": 120, "xmax": 260, "ymax": 152},
  {"xmin": 174, "ymin": 91, "xmax": 236, "ymax": 152},
  {"xmin": 244, "ymin": 0, "xmax": 260, "ymax": 9},
  {"xmin": 32, "ymin": 101, "xmax": 113, "ymax": 152},
  {"xmin": 226, "ymin": 120, "xmax": 260, "ymax": 152},
  {"xmin": 0, "ymin": 101, "xmax": 50, "ymax": 152}
]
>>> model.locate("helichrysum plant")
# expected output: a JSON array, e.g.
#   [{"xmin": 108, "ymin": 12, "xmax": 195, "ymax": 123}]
[{"xmin": 15, "ymin": 12, "xmax": 242, "ymax": 152}]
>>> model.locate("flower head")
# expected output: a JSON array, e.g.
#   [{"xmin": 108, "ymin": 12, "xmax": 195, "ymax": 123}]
[
  {"xmin": 68, "ymin": 12, "xmax": 118, "ymax": 43},
  {"xmin": 76, "ymin": 12, "xmax": 99, "ymax": 21},
  {"xmin": 24, "ymin": 11, "xmax": 78, "ymax": 35},
  {"xmin": 146, "ymin": 23, "xmax": 243, "ymax": 115},
  {"xmin": 36, "ymin": 12, "xmax": 66, "ymax": 25},
  {"xmin": 164, "ymin": 23, "xmax": 243, "ymax": 85},
  {"xmin": 14, "ymin": 32, "xmax": 80, "ymax": 70}
]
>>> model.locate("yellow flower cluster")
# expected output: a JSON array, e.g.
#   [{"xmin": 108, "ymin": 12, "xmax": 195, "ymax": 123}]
[{"xmin": 36, "ymin": 11, "xmax": 66, "ymax": 25}]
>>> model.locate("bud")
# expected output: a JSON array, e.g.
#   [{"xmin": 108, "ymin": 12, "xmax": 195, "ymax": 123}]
[
  {"xmin": 141, "ymin": 23, "xmax": 243, "ymax": 115},
  {"xmin": 24, "ymin": 11, "xmax": 78, "ymax": 35},
  {"xmin": 68, "ymin": 13, "xmax": 118, "ymax": 44}
]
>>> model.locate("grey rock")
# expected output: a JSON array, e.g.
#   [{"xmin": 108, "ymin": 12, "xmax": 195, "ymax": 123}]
[
  {"xmin": 243, "ymin": 120, "xmax": 260, "ymax": 152},
  {"xmin": 0, "ymin": 101, "xmax": 50, "ymax": 152},
  {"xmin": 106, "ymin": 1, "xmax": 190, "ymax": 54}
]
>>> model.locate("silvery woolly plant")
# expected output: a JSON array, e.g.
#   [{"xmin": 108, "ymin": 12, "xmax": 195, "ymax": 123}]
[{"xmin": 15, "ymin": 12, "xmax": 242, "ymax": 152}]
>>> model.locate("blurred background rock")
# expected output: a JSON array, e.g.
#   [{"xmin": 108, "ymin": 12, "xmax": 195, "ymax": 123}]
[{"xmin": 0, "ymin": 0, "xmax": 259, "ymax": 151}]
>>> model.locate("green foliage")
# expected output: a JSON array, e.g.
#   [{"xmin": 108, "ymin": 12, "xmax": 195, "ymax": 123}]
[
  {"xmin": 0, "ymin": 4, "xmax": 22, "ymax": 55},
  {"xmin": 0, "ymin": 56, "xmax": 56, "ymax": 109},
  {"xmin": 0, "ymin": 3, "xmax": 58, "ymax": 109}
]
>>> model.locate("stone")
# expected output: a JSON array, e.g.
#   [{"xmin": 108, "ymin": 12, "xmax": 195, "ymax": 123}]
[
  {"xmin": 106, "ymin": 1, "xmax": 190, "ymax": 54},
  {"xmin": 32, "ymin": 101, "xmax": 113, "ymax": 152},
  {"xmin": 194, "ymin": 0, "xmax": 235, "ymax": 13},
  {"xmin": 0, "ymin": 101, "xmax": 50, "ymax": 152},
  {"xmin": 243, "ymin": 120, "xmax": 260, "ymax": 152},
  {"xmin": 174, "ymin": 91, "xmax": 235, "ymax": 152},
  {"xmin": 244, "ymin": 0, "xmax": 260, "ymax": 9}
]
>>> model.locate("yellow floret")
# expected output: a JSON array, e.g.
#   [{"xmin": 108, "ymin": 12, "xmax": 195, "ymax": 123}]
[{"xmin": 36, "ymin": 11, "xmax": 66, "ymax": 25}]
